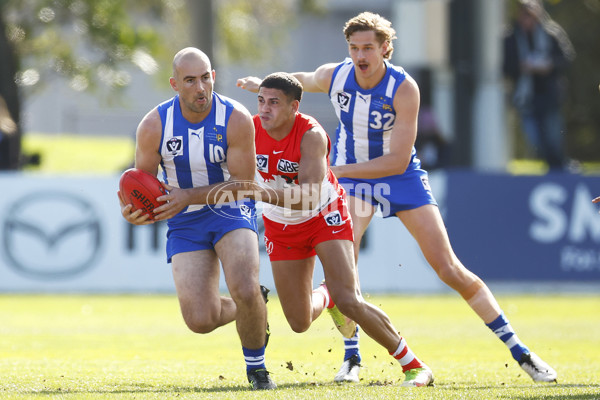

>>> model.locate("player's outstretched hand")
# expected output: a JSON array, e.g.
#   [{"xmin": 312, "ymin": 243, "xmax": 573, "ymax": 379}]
[
  {"xmin": 593, "ymin": 196, "xmax": 600, "ymax": 204},
  {"xmin": 236, "ymin": 76, "xmax": 262, "ymax": 93},
  {"xmin": 117, "ymin": 190, "xmax": 153, "ymax": 225},
  {"xmin": 152, "ymin": 182, "xmax": 189, "ymax": 221}
]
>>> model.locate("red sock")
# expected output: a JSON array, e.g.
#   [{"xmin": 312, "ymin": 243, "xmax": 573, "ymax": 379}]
[{"xmin": 390, "ymin": 337, "xmax": 424, "ymax": 372}]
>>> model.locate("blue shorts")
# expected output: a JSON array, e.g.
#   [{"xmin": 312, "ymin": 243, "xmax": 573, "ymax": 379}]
[
  {"xmin": 166, "ymin": 202, "xmax": 258, "ymax": 262},
  {"xmin": 338, "ymin": 169, "xmax": 437, "ymax": 218}
]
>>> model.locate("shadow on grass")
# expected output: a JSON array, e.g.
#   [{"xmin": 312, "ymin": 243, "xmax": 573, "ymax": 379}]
[
  {"xmin": 23, "ymin": 380, "xmax": 348, "ymax": 396},
  {"xmin": 22, "ymin": 382, "xmax": 600, "ymax": 397}
]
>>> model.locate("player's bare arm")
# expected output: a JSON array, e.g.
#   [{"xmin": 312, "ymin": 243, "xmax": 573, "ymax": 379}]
[
  {"xmin": 260, "ymin": 127, "xmax": 328, "ymax": 210},
  {"xmin": 118, "ymin": 108, "xmax": 162, "ymax": 225},
  {"xmin": 291, "ymin": 63, "xmax": 337, "ymax": 93},
  {"xmin": 593, "ymin": 196, "xmax": 600, "ymax": 204},
  {"xmin": 237, "ymin": 63, "xmax": 336, "ymax": 95},
  {"xmin": 331, "ymin": 76, "xmax": 420, "ymax": 179},
  {"xmin": 236, "ymin": 76, "xmax": 262, "ymax": 93}
]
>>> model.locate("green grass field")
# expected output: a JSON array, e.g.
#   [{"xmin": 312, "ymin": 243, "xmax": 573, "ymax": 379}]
[
  {"xmin": 21, "ymin": 133, "xmax": 135, "ymax": 174},
  {"xmin": 1, "ymin": 294, "xmax": 599, "ymax": 399}
]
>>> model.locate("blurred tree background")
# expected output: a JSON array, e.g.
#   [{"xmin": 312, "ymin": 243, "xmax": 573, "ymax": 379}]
[
  {"xmin": 0, "ymin": 0, "xmax": 598, "ymax": 170},
  {"xmin": 0, "ymin": 0, "xmax": 187, "ymax": 169}
]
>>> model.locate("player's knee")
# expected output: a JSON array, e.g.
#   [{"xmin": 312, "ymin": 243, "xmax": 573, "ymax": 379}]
[
  {"xmin": 287, "ymin": 317, "xmax": 311, "ymax": 334},
  {"xmin": 182, "ymin": 311, "xmax": 220, "ymax": 334},
  {"xmin": 229, "ymin": 283, "xmax": 260, "ymax": 308},
  {"xmin": 334, "ymin": 295, "xmax": 362, "ymax": 320},
  {"xmin": 435, "ymin": 260, "xmax": 471, "ymax": 289}
]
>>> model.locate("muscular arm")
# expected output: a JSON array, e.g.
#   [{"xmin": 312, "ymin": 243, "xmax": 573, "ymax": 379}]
[
  {"xmin": 291, "ymin": 63, "xmax": 336, "ymax": 93},
  {"xmin": 331, "ymin": 76, "xmax": 420, "ymax": 179},
  {"xmin": 118, "ymin": 108, "xmax": 163, "ymax": 225},
  {"xmin": 260, "ymin": 127, "xmax": 328, "ymax": 210},
  {"xmin": 236, "ymin": 63, "xmax": 337, "ymax": 94}
]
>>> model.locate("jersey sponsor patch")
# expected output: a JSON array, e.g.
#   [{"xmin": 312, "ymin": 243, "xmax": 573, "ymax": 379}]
[
  {"xmin": 166, "ymin": 137, "xmax": 183, "ymax": 156},
  {"xmin": 189, "ymin": 127, "xmax": 203, "ymax": 139},
  {"xmin": 277, "ymin": 159, "xmax": 299, "ymax": 174},
  {"xmin": 336, "ymin": 91, "xmax": 352, "ymax": 113},
  {"xmin": 324, "ymin": 210, "xmax": 343, "ymax": 226},
  {"xmin": 256, "ymin": 154, "xmax": 269, "ymax": 173}
]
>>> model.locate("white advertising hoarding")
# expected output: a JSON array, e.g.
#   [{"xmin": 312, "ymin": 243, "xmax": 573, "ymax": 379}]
[{"xmin": 0, "ymin": 172, "xmax": 445, "ymax": 294}]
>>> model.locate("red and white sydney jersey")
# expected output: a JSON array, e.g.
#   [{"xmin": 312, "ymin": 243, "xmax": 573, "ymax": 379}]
[{"xmin": 254, "ymin": 112, "xmax": 343, "ymax": 225}]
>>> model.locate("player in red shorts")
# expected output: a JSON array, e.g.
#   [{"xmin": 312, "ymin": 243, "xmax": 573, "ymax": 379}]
[{"xmin": 248, "ymin": 72, "xmax": 434, "ymax": 387}]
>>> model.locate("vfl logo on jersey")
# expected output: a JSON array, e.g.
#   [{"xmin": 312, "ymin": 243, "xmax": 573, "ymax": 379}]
[
  {"xmin": 324, "ymin": 210, "xmax": 343, "ymax": 226},
  {"xmin": 166, "ymin": 137, "xmax": 183, "ymax": 156},
  {"xmin": 256, "ymin": 155, "xmax": 269, "ymax": 173},
  {"xmin": 336, "ymin": 91, "xmax": 352, "ymax": 113},
  {"xmin": 277, "ymin": 159, "xmax": 299, "ymax": 174}
]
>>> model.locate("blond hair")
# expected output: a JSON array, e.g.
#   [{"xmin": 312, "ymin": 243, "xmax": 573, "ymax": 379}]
[{"xmin": 343, "ymin": 12, "xmax": 397, "ymax": 59}]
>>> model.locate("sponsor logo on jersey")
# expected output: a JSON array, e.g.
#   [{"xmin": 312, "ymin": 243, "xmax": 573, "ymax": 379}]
[
  {"xmin": 256, "ymin": 154, "xmax": 269, "ymax": 173},
  {"xmin": 357, "ymin": 93, "xmax": 370, "ymax": 103},
  {"xmin": 336, "ymin": 91, "xmax": 352, "ymax": 113},
  {"xmin": 324, "ymin": 210, "xmax": 343, "ymax": 226},
  {"xmin": 166, "ymin": 137, "xmax": 183, "ymax": 156},
  {"xmin": 277, "ymin": 159, "xmax": 299, "ymax": 174},
  {"xmin": 189, "ymin": 127, "xmax": 203, "ymax": 139}
]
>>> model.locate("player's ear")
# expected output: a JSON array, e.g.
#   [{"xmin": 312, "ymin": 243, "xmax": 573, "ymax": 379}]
[
  {"xmin": 381, "ymin": 40, "xmax": 390, "ymax": 57},
  {"xmin": 291, "ymin": 100, "xmax": 300, "ymax": 113},
  {"xmin": 169, "ymin": 77, "xmax": 177, "ymax": 91}
]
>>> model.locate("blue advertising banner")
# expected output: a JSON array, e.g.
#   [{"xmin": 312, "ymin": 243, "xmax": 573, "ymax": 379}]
[{"xmin": 445, "ymin": 170, "xmax": 600, "ymax": 282}]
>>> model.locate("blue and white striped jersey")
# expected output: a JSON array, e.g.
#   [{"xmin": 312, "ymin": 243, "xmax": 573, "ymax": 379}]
[
  {"xmin": 328, "ymin": 58, "xmax": 420, "ymax": 172},
  {"xmin": 157, "ymin": 92, "xmax": 238, "ymax": 216}
]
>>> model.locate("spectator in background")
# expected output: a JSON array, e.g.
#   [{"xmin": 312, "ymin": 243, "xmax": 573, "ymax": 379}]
[
  {"xmin": 503, "ymin": 0, "xmax": 575, "ymax": 170},
  {"xmin": 413, "ymin": 69, "xmax": 449, "ymax": 171},
  {"xmin": 415, "ymin": 105, "xmax": 448, "ymax": 171}
]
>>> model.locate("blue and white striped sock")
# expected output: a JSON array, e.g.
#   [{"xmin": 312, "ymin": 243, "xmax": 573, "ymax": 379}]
[
  {"xmin": 486, "ymin": 313, "xmax": 529, "ymax": 361},
  {"xmin": 243, "ymin": 346, "xmax": 266, "ymax": 372},
  {"xmin": 343, "ymin": 326, "xmax": 361, "ymax": 362}
]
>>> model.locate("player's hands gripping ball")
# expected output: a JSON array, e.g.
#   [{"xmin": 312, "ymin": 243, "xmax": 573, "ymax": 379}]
[{"xmin": 119, "ymin": 168, "xmax": 167, "ymax": 220}]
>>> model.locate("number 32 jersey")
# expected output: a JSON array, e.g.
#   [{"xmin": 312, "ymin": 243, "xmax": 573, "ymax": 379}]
[{"xmin": 328, "ymin": 57, "xmax": 420, "ymax": 173}]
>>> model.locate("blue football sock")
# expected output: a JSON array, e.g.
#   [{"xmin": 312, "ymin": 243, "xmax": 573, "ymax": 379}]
[
  {"xmin": 343, "ymin": 326, "xmax": 361, "ymax": 362},
  {"xmin": 486, "ymin": 313, "xmax": 530, "ymax": 361},
  {"xmin": 243, "ymin": 346, "xmax": 266, "ymax": 372}
]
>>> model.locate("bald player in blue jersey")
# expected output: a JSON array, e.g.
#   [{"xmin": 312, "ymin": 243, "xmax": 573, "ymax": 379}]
[
  {"xmin": 238, "ymin": 12, "xmax": 557, "ymax": 383},
  {"xmin": 119, "ymin": 47, "xmax": 275, "ymax": 390}
]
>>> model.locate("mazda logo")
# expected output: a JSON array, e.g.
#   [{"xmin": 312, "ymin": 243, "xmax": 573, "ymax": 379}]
[{"xmin": 2, "ymin": 191, "xmax": 102, "ymax": 279}]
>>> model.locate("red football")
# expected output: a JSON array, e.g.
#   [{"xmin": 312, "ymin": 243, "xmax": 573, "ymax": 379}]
[{"xmin": 119, "ymin": 168, "xmax": 167, "ymax": 220}]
